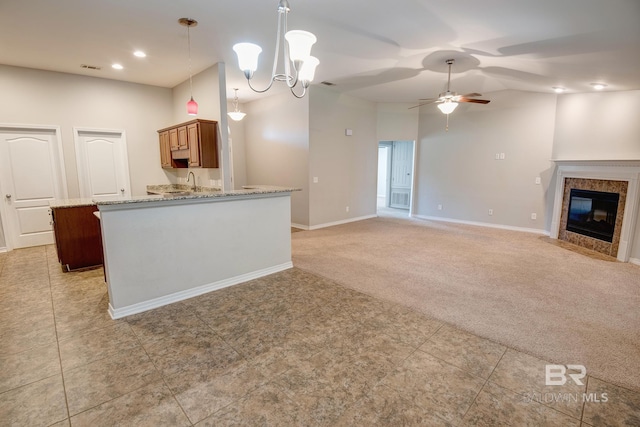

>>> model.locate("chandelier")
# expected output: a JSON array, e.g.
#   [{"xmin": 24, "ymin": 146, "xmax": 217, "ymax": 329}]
[
  {"xmin": 232, "ymin": 0, "xmax": 319, "ymax": 99},
  {"xmin": 228, "ymin": 88, "xmax": 246, "ymax": 121}
]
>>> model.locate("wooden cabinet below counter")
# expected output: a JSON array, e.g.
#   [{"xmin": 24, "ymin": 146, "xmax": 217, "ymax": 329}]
[
  {"xmin": 51, "ymin": 204, "xmax": 103, "ymax": 272},
  {"xmin": 157, "ymin": 119, "xmax": 218, "ymax": 169}
]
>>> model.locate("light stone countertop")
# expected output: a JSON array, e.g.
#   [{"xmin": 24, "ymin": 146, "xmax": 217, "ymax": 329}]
[
  {"xmin": 49, "ymin": 198, "xmax": 96, "ymax": 208},
  {"xmin": 95, "ymin": 184, "xmax": 300, "ymax": 206},
  {"xmin": 49, "ymin": 185, "xmax": 300, "ymax": 208}
]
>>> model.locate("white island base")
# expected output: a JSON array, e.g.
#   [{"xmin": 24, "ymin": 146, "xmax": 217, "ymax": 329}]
[{"xmin": 97, "ymin": 189, "xmax": 295, "ymax": 319}]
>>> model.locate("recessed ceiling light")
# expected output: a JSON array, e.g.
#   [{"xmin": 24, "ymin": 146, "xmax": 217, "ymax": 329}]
[
  {"xmin": 591, "ymin": 83, "xmax": 607, "ymax": 90},
  {"xmin": 112, "ymin": 63, "xmax": 124, "ymax": 70},
  {"xmin": 552, "ymin": 87, "xmax": 565, "ymax": 93},
  {"xmin": 133, "ymin": 50, "xmax": 146, "ymax": 58}
]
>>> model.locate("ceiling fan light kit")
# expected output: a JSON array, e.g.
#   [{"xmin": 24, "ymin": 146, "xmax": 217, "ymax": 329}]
[
  {"xmin": 437, "ymin": 99, "xmax": 458, "ymax": 114},
  {"xmin": 410, "ymin": 59, "xmax": 490, "ymax": 130}
]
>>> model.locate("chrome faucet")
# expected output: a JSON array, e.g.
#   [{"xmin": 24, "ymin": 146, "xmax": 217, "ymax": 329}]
[{"xmin": 187, "ymin": 171, "xmax": 196, "ymax": 192}]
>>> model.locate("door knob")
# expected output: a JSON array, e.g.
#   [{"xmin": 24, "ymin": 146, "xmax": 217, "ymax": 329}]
[
  {"xmin": 5, "ymin": 194, "xmax": 11, "ymax": 199},
  {"xmin": 120, "ymin": 188, "xmax": 125, "ymax": 193}
]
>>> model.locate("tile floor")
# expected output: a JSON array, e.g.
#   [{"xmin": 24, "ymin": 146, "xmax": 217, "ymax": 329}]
[{"xmin": 1, "ymin": 245, "xmax": 639, "ymax": 426}]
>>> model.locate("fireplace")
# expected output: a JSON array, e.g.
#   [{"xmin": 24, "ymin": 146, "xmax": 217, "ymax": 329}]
[
  {"xmin": 566, "ymin": 189, "xmax": 619, "ymax": 243},
  {"xmin": 551, "ymin": 160, "xmax": 640, "ymax": 262}
]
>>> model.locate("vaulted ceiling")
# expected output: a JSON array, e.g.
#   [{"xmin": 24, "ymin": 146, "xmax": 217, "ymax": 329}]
[{"xmin": 1, "ymin": 0, "xmax": 639, "ymax": 102}]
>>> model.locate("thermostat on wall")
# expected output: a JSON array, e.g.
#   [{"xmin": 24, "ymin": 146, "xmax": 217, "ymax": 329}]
[{"xmin": 345, "ymin": 128, "xmax": 353, "ymax": 136}]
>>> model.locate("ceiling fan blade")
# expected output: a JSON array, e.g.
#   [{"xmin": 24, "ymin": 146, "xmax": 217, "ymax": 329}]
[
  {"xmin": 458, "ymin": 97, "xmax": 491, "ymax": 104},
  {"xmin": 460, "ymin": 93, "xmax": 482, "ymax": 98},
  {"xmin": 408, "ymin": 101, "xmax": 436, "ymax": 109},
  {"xmin": 418, "ymin": 98, "xmax": 437, "ymax": 102}
]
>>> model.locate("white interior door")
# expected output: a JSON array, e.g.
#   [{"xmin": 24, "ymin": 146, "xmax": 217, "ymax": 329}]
[
  {"xmin": 0, "ymin": 127, "xmax": 67, "ymax": 249},
  {"xmin": 389, "ymin": 141, "xmax": 414, "ymax": 209},
  {"xmin": 75, "ymin": 129, "xmax": 131, "ymax": 200}
]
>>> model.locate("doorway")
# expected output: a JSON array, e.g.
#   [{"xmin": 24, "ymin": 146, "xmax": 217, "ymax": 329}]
[
  {"xmin": 0, "ymin": 126, "xmax": 67, "ymax": 249},
  {"xmin": 377, "ymin": 140, "xmax": 414, "ymax": 217}
]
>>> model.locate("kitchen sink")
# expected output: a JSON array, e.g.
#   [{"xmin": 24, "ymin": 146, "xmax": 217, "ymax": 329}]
[{"xmin": 162, "ymin": 190, "xmax": 192, "ymax": 197}]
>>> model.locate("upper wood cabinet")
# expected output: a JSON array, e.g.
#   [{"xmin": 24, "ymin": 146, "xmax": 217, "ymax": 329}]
[
  {"xmin": 157, "ymin": 119, "xmax": 218, "ymax": 169},
  {"xmin": 168, "ymin": 128, "xmax": 179, "ymax": 151},
  {"xmin": 177, "ymin": 126, "xmax": 189, "ymax": 150}
]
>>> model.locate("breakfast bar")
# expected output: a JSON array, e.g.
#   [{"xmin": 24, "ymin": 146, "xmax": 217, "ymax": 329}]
[{"xmin": 96, "ymin": 186, "xmax": 298, "ymax": 319}]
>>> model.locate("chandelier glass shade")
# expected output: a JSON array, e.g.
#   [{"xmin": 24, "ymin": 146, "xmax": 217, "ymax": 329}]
[{"xmin": 233, "ymin": 0, "xmax": 319, "ymax": 98}]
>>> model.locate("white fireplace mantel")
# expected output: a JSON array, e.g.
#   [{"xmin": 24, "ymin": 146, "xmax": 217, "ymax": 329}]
[{"xmin": 550, "ymin": 159, "xmax": 640, "ymax": 262}]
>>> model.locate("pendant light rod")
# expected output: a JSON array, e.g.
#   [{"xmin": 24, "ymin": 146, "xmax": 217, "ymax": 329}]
[
  {"xmin": 179, "ymin": 18, "xmax": 199, "ymax": 116},
  {"xmin": 445, "ymin": 59, "xmax": 453, "ymax": 92}
]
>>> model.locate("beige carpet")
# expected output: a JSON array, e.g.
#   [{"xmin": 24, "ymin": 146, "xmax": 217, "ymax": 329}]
[{"xmin": 291, "ymin": 216, "xmax": 640, "ymax": 392}]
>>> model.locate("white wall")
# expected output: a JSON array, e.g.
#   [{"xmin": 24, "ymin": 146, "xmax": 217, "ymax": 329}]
[
  {"xmin": 309, "ymin": 86, "xmax": 378, "ymax": 226},
  {"xmin": 0, "ymin": 65, "xmax": 175, "ymax": 248},
  {"xmin": 227, "ymin": 102, "xmax": 248, "ymax": 189},
  {"xmin": 244, "ymin": 91, "xmax": 310, "ymax": 226},
  {"xmin": 376, "ymin": 103, "xmax": 419, "ymax": 142},
  {"xmin": 553, "ymin": 90, "xmax": 640, "ymax": 259},
  {"xmin": 0, "ymin": 65, "xmax": 173, "ymax": 197},
  {"xmin": 414, "ymin": 90, "xmax": 557, "ymax": 231},
  {"xmin": 170, "ymin": 65, "xmax": 224, "ymax": 188},
  {"xmin": 553, "ymin": 91, "xmax": 640, "ymax": 160}
]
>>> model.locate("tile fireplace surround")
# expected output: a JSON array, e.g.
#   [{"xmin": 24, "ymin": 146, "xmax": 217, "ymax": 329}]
[{"xmin": 550, "ymin": 160, "xmax": 640, "ymax": 262}]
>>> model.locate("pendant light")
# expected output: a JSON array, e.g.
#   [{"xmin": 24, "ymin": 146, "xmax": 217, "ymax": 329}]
[
  {"xmin": 228, "ymin": 88, "xmax": 246, "ymax": 121},
  {"xmin": 179, "ymin": 18, "xmax": 198, "ymax": 116}
]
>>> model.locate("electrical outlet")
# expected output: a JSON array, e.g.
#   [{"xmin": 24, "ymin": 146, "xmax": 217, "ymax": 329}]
[
  {"xmin": 495, "ymin": 153, "xmax": 500, "ymax": 160},
  {"xmin": 531, "ymin": 213, "xmax": 537, "ymax": 220},
  {"xmin": 488, "ymin": 209, "xmax": 493, "ymax": 216},
  {"xmin": 313, "ymin": 177, "xmax": 318, "ymax": 183},
  {"xmin": 346, "ymin": 206, "xmax": 350, "ymax": 212},
  {"xmin": 437, "ymin": 204, "xmax": 443, "ymax": 210},
  {"xmin": 535, "ymin": 177, "xmax": 541, "ymax": 185},
  {"xmin": 500, "ymin": 153, "xmax": 506, "ymax": 160}
]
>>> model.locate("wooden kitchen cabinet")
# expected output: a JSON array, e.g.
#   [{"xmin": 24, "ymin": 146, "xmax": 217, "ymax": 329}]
[
  {"xmin": 177, "ymin": 125, "xmax": 189, "ymax": 150},
  {"xmin": 169, "ymin": 128, "xmax": 179, "ymax": 151},
  {"xmin": 159, "ymin": 130, "xmax": 171, "ymax": 168},
  {"xmin": 157, "ymin": 119, "xmax": 218, "ymax": 168},
  {"xmin": 51, "ymin": 204, "xmax": 103, "ymax": 272}
]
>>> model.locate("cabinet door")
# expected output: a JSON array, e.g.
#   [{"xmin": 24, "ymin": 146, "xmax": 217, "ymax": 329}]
[
  {"xmin": 187, "ymin": 123, "xmax": 201, "ymax": 167},
  {"xmin": 177, "ymin": 126, "xmax": 189, "ymax": 150},
  {"xmin": 169, "ymin": 128, "xmax": 179, "ymax": 151},
  {"xmin": 159, "ymin": 131, "xmax": 171, "ymax": 168},
  {"xmin": 52, "ymin": 205, "xmax": 103, "ymax": 271}
]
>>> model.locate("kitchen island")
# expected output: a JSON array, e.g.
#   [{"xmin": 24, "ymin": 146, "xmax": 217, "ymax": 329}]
[{"xmin": 96, "ymin": 186, "xmax": 298, "ymax": 319}]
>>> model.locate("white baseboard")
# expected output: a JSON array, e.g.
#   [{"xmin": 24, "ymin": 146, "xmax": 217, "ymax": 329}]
[
  {"xmin": 0, "ymin": 247, "xmax": 7, "ymax": 253},
  {"xmin": 108, "ymin": 261, "xmax": 293, "ymax": 319},
  {"xmin": 629, "ymin": 258, "xmax": 640, "ymax": 266},
  {"xmin": 291, "ymin": 223, "xmax": 309, "ymax": 230},
  {"xmin": 308, "ymin": 214, "xmax": 377, "ymax": 231},
  {"xmin": 412, "ymin": 215, "xmax": 550, "ymax": 236}
]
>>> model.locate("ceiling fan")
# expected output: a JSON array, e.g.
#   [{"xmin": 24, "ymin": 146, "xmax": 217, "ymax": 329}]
[{"xmin": 410, "ymin": 59, "xmax": 490, "ymax": 130}]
